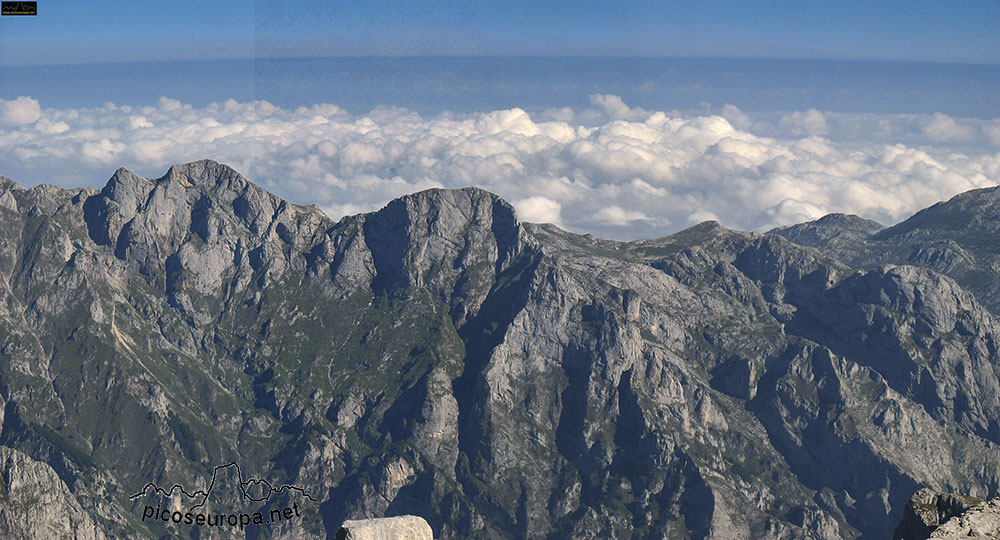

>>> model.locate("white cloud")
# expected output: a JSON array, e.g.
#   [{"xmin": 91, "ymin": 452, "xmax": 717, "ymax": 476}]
[
  {"xmin": 0, "ymin": 96, "xmax": 42, "ymax": 125},
  {"xmin": 128, "ymin": 116, "xmax": 153, "ymax": 130},
  {"xmin": 767, "ymin": 198, "xmax": 828, "ymax": 228},
  {"xmin": 686, "ymin": 209, "xmax": 719, "ymax": 225},
  {"xmin": 779, "ymin": 108, "xmax": 828, "ymax": 136},
  {"xmin": 514, "ymin": 196, "xmax": 562, "ymax": 224},
  {"xmin": 922, "ymin": 112, "xmax": 977, "ymax": 142},
  {"xmin": 720, "ymin": 104, "xmax": 752, "ymax": 130},
  {"xmin": 594, "ymin": 206, "xmax": 651, "ymax": 226},
  {"xmin": 1, "ymin": 95, "xmax": 999, "ymax": 240},
  {"xmin": 80, "ymin": 138, "xmax": 127, "ymax": 164},
  {"xmin": 986, "ymin": 121, "xmax": 1000, "ymax": 147},
  {"xmin": 158, "ymin": 97, "xmax": 184, "ymax": 112},
  {"xmin": 589, "ymin": 94, "xmax": 633, "ymax": 120},
  {"xmin": 35, "ymin": 118, "xmax": 70, "ymax": 134}
]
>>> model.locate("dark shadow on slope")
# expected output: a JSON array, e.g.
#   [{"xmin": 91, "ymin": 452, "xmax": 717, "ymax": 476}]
[
  {"xmin": 450, "ymin": 251, "xmax": 541, "ymax": 536},
  {"xmin": 363, "ymin": 199, "xmax": 411, "ymax": 294},
  {"xmin": 489, "ymin": 199, "xmax": 520, "ymax": 275},
  {"xmin": 82, "ymin": 193, "xmax": 112, "ymax": 247},
  {"xmin": 747, "ymin": 345, "xmax": 919, "ymax": 540},
  {"xmin": 554, "ymin": 344, "xmax": 597, "ymax": 474}
]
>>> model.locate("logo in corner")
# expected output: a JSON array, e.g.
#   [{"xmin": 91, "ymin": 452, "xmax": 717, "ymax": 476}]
[{"xmin": 1, "ymin": 2, "xmax": 37, "ymax": 15}]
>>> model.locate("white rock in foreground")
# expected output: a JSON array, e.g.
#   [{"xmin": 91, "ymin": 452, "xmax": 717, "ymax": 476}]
[
  {"xmin": 930, "ymin": 499, "xmax": 1000, "ymax": 538},
  {"xmin": 335, "ymin": 515, "xmax": 434, "ymax": 540}
]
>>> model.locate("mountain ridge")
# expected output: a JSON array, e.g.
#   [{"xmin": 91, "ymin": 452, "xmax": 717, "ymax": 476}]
[{"xmin": 0, "ymin": 161, "xmax": 999, "ymax": 539}]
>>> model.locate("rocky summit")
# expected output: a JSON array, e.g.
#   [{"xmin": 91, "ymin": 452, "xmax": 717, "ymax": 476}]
[{"xmin": 1, "ymin": 160, "xmax": 1000, "ymax": 539}]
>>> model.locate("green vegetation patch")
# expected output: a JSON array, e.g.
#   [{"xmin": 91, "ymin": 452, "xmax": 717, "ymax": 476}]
[
  {"xmin": 166, "ymin": 411, "xmax": 204, "ymax": 462},
  {"xmin": 31, "ymin": 422, "xmax": 96, "ymax": 470}
]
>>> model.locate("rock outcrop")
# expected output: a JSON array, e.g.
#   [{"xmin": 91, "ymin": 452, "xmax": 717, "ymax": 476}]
[
  {"xmin": 929, "ymin": 499, "xmax": 1000, "ymax": 539},
  {"xmin": 335, "ymin": 515, "xmax": 434, "ymax": 540},
  {"xmin": 0, "ymin": 446, "xmax": 106, "ymax": 540},
  {"xmin": 893, "ymin": 489, "xmax": 984, "ymax": 540}
]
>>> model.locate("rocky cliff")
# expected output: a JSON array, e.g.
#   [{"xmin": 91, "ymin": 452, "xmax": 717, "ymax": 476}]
[
  {"xmin": 892, "ymin": 488, "xmax": 984, "ymax": 540},
  {"xmin": 928, "ymin": 498, "xmax": 1000, "ymax": 538},
  {"xmin": 1, "ymin": 160, "xmax": 999, "ymax": 539}
]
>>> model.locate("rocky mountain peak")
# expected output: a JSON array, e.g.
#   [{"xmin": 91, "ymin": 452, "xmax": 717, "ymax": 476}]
[
  {"xmin": 878, "ymin": 185, "xmax": 1000, "ymax": 239},
  {"xmin": 656, "ymin": 219, "xmax": 733, "ymax": 247},
  {"xmin": 770, "ymin": 212, "xmax": 885, "ymax": 250},
  {"xmin": 100, "ymin": 167, "xmax": 154, "ymax": 208},
  {"xmin": 358, "ymin": 185, "xmax": 523, "ymax": 297},
  {"xmin": 813, "ymin": 212, "xmax": 884, "ymax": 230},
  {"xmin": 0, "ymin": 175, "xmax": 19, "ymax": 191},
  {"xmin": 159, "ymin": 159, "xmax": 261, "ymax": 205},
  {"xmin": 162, "ymin": 159, "xmax": 237, "ymax": 186},
  {"xmin": 380, "ymin": 186, "xmax": 519, "ymax": 243}
]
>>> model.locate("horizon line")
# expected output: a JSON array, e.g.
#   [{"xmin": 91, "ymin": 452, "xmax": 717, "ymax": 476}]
[{"xmin": 2, "ymin": 54, "xmax": 999, "ymax": 69}]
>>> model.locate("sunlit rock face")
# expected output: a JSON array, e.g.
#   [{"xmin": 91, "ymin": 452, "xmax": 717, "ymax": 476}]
[
  {"xmin": 891, "ymin": 488, "xmax": 984, "ymax": 540},
  {"xmin": 335, "ymin": 515, "xmax": 434, "ymax": 540},
  {"xmin": 927, "ymin": 499, "xmax": 1000, "ymax": 539},
  {"xmin": 2, "ymin": 160, "xmax": 1000, "ymax": 539}
]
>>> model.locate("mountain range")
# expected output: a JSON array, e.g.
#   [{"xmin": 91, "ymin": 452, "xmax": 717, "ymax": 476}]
[{"xmin": 1, "ymin": 160, "xmax": 999, "ymax": 539}]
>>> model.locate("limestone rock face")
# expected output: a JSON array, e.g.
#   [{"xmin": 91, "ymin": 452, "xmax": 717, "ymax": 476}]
[
  {"xmin": 335, "ymin": 515, "xmax": 434, "ymax": 540},
  {"xmin": 893, "ymin": 489, "xmax": 984, "ymax": 540},
  {"xmin": 928, "ymin": 499, "xmax": 1000, "ymax": 539},
  {"xmin": 0, "ymin": 446, "xmax": 106, "ymax": 540},
  {"xmin": 4, "ymin": 161, "xmax": 1000, "ymax": 539}
]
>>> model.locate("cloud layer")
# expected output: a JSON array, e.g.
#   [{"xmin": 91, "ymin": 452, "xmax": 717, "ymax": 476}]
[{"xmin": 2, "ymin": 94, "xmax": 999, "ymax": 239}]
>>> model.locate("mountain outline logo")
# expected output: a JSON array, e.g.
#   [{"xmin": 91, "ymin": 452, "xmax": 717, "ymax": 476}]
[
  {"xmin": 129, "ymin": 461, "xmax": 318, "ymax": 511},
  {"xmin": 1, "ymin": 1, "xmax": 37, "ymax": 15}
]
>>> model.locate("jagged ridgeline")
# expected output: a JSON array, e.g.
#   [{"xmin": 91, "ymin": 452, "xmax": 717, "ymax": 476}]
[{"xmin": 1, "ymin": 160, "xmax": 1000, "ymax": 539}]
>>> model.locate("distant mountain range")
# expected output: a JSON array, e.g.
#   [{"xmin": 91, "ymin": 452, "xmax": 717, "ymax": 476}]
[{"xmin": 1, "ymin": 160, "xmax": 999, "ymax": 539}]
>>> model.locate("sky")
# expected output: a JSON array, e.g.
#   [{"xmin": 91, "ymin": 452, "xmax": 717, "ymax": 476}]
[
  {"xmin": 0, "ymin": 1, "xmax": 999, "ymax": 240},
  {"xmin": 0, "ymin": 0, "xmax": 998, "ymax": 65},
  {"xmin": 255, "ymin": 1, "xmax": 1000, "ymax": 63}
]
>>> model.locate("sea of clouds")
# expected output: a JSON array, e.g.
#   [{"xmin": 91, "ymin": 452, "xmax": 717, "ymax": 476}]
[{"xmin": 2, "ymin": 94, "xmax": 999, "ymax": 240}]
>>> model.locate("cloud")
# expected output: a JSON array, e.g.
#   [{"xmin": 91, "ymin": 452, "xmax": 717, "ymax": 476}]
[
  {"xmin": 922, "ymin": 112, "xmax": 977, "ymax": 142},
  {"xmin": 1, "ymin": 95, "xmax": 999, "ymax": 240},
  {"xmin": 588, "ymin": 94, "xmax": 648, "ymax": 121},
  {"xmin": 0, "ymin": 96, "xmax": 42, "ymax": 125},
  {"xmin": 594, "ymin": 206, "xmax": 652, "ymax": 226},
  {"xmin": 986, "ymin": 121, "xmax": 1000, "ymax": 147},
  {"xmin": 513, "ymin": 196, "xmax": 562, "ymax": 224},
  {"xmin": 779, "ymin": 108, "xmax": 828, "ymax": 136},
  {"xmin": 719, "ymin": 104, "xmax": 752, "ymax": 131},
  {"xmin": 686, "ymin": 209, "xmax": 719, "ymax": 225}
]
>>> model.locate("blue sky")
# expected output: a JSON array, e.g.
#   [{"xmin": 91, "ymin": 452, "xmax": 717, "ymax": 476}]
[
  {"xmin": 0, "ymin": 0, "xmax": 253, "ymax": 65},
  {"xmin": 1, "ymin": 0, "xmax": 998, "ymax": 65},
  {"xmin": 256, "ymin": 1, "xmax": 1000, "ymax": 62}
]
